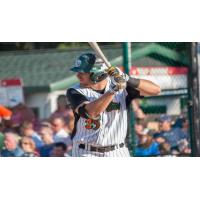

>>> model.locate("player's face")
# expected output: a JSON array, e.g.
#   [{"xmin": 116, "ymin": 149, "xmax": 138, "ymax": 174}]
[{"xmin": 76, "ymin": 72, "xmax": 91, "ymax": 86}]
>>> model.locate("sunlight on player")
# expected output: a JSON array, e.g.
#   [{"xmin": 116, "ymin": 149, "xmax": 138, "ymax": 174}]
[{"xmin": 67, "ymin": 53, "xmax": 161, "ymax": 157}]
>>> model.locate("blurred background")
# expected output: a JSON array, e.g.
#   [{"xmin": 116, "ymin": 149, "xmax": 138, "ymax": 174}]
[{"xmin": 0, "ymin": 42, "xmax": 199, "ymax": 157}]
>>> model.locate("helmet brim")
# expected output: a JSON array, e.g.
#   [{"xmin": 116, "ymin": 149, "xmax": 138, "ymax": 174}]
[{"xmin": 70, "ymin": 66, "xmax": 84, "ymax": 72}]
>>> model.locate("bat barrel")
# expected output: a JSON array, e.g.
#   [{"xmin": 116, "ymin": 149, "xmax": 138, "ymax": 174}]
[{"xmin": 88, "ymin": 42, "xmax": 111, "ymax": 68}]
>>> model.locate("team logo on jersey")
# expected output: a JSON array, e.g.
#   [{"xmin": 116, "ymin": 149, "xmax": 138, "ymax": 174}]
[
  {"xmin": 85, "ymin": 118, "xmax": 100, "ymax": 130},
  {"xmin": 106, "ymin": 101, "xmax": 121, "ymax": 112}
]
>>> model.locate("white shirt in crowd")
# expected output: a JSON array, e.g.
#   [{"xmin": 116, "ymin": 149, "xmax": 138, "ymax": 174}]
[{"xmin": 53, "ymin": 129, "xmax": 72, "ymax": 146}]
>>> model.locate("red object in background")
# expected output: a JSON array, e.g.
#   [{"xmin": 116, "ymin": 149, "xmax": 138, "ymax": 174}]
[
  {"xmin": 0, "ymin": 78, "xmax": 23, "ymax": 87},
  {"xmin": 0, "ymin": 105, "xmax": 12, "ymax": 119},
  {"xmin": 129, "ymin": 66, "xmax": 188, "ymax": 76}
]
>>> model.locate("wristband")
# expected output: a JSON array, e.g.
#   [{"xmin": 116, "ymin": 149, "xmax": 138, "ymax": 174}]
[{"xmin": 128, "ymin": 77, "xmax": 140, "ymax": 88}]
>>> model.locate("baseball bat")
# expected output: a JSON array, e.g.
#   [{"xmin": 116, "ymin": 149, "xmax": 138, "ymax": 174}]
[
  {"xmin": 88, "ymin": 42, "xmax": 127, "ymax": 83},
  {"xmin": 88, "ymin": 42, "xmax": 111, "ymax": 68}
]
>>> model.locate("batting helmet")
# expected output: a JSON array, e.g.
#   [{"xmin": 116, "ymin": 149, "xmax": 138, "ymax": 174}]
[{"xmin": 70, "ymin": 53, "xmax": 108, "ymax": 83}]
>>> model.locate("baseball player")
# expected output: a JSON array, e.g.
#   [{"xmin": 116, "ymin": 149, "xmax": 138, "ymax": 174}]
[{"xmin": 66, "ymin": 53, "xmax": 161, "ymax": 157}]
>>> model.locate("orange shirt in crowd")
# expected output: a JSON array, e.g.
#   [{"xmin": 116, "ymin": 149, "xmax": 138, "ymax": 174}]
[{"xmin": 0, "ymin": 105, "xmax": 12, "ymax": 120}]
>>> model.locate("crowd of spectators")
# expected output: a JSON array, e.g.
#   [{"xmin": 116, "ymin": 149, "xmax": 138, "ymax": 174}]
[
  {"xmin": 133, "ymin": 100, "xmax": 191, "ymax": 157},
  {"xmin": 0, "ymin": 95, "xmax": 191, "ymax": 157},
  {"xmin": 0, "ymin": 95, "xmax": 73, "ymax": 157}
]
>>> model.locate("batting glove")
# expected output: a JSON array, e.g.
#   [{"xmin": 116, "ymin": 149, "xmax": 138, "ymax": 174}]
[
  {"xmin": 108, "ymin": 75, "xmax": 127, "ymax": 94},
  {"xmin": 107, "ymin": 66, "xmax": 129, "ymax": 82},
  {"xmin": 107, "ymin": 66, "xmax": 126, "ymax": 76}
]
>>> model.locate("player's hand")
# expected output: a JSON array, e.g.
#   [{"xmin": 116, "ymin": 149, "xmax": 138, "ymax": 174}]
[
  {"xmin": 107, "ymin": 66, "xmax": 128, "ymax": 78},
  {"xmin": 108, "ymin": 75, "xmax": 127, "ymax": 94},
  {"xmin": 107, "ymin": 66, "xmax": 123, "ymax": 76},
  {"xmin": 107, "ymin": 66, "xmax": 129, "ymax": 82}
]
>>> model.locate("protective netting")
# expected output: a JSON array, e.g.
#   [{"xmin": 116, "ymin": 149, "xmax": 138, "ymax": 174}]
[{"xmin": 125, "ymin": 42, "xmax": 191, "ymax": 157}]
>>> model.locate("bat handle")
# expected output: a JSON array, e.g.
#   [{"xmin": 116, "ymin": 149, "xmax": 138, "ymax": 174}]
[
  {"xmin": 106, "ymin": 66, "xmax": 116, "ymax": 74},
  {"xmin": 104, "ymin": 60, "xmax": 111, "ymax": 68},
  {"xmin": 88, "ymin": 42, "xmax": 111, "ymax": 68}
]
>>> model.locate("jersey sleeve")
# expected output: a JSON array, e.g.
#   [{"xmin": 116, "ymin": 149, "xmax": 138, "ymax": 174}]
[{"xmin": 66, "ymin": 88, "xmax": 89, "ymax": 111}]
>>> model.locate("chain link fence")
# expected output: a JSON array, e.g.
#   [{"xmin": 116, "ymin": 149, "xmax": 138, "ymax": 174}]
[{"xmin": 125, "ymin": 42, "xmax": 191, "ymax": 157}]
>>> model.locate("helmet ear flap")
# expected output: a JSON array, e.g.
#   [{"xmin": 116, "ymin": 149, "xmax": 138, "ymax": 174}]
[{"xmin": 90, "ymin": 72, "xmax": 108, "ymax": 83}]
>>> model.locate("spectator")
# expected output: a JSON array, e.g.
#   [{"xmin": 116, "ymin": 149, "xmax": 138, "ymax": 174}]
[
  {"xmin": 50, "ymin": 95, "xmax": 74, "ymax": 132},
  {"xmin": 135, "ymin": 135, "xmax": 160, "ymax": 157},
  {"xmin": 135, "ymin": 122, "xmax": 145, "ymax": 136},
  {"xmin": 173, "ymin": 116, "xmax": 189, "ymax": 137},
  {"xmin": 0, "ymin": 122, "xmax": 4, "ymax": 132},
  {"xmin": 177, "ymin": 139, "xmax": 191, "ymax": 156},
  {"xmin": 154, "ymin": 136, "xmax": 166, "ymax": 145},
  {"xmin": 20, "ymin": 136, "xmax": 39, "ymax": 157},
  {"xmin": 39, "ymin": 122, "xmax": 53, "ymax": 143},
  {"xmin": 21, "ymin": 121, "xmax": 44, "ymax": 148},
  {"xmin": 51, "ymin": 142, "xmax": 67, "ymax": 157},
  {"xmin": 134, "ymin": 121, "xmax": 149, "ymax": 145},
  {"xmin": 154, "ymin": 115, "xmax": 188, "ymax": 153},
  {"xmin": 182, "ymin": 118, "xmax": 189, "ymax": 136},
  {"xmin": 0, "ymin": 105, "xmax": 13, "ymax": 131},
  {"xmin": 51, "ymin": 116, "xmax": 72, "ymax": 149},
  {"xmin": 132, "ymin": 100, "xmax": 146, "ymax": 120},
  {"xmin": 0, "ymin": 131, "xmax": 4, "ymax": 151},
  {"xmin": 159, "ymin": 142, "xmax": 172, "ymax": 156},
  {"xmin": 1, "ymin": 132, "xmax": 24, "ymax": 157},
  {"xmin": 10, "ymin": 101, "xmax": 35, "ymax": 133},
  {"xmin": 135, "ymin": 122, "xmax": 144, "ymax": 146},
  {"xmin": 146, "ymin": 121, "xmax": 160, "ymax": 135},
  {"xmin": 38, "ymin": 125, "xmax": 55, "ymax": 157}
]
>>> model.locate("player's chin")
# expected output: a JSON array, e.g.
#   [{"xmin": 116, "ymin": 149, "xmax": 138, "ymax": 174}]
[
  {"xmin": 79, "ymin": 79, "xmax": 85, "ymax": 84},
  {"xmin": 79, "ymin": 78, "xmax": 89, "ymax": 85},
  {"xmin": 77, "ymin": 77, "xmax": 83, "ymax": 82}
]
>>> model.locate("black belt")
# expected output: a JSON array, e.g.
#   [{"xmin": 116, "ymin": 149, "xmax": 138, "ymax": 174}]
[{"xmin": 79, "ymin": 143, "xmax": 125, "ymax": 153}]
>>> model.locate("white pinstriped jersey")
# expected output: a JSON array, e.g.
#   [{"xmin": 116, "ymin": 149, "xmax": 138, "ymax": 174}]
[{"xmin": 69, "ymin": 79, "xmax": 130, "ymax": 156}]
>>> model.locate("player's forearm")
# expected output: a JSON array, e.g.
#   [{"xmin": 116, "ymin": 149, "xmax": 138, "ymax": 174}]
[
  {"xmin": 128, "ymin": 77, "xmax": 161, "ymax": 96},
  {"xmin": 85, "ymin": 92, "xmax": 114, "ymax": 118},
  {"xmin": 137, "ymin": 79, "xmax": 161, "ymax": 96}
]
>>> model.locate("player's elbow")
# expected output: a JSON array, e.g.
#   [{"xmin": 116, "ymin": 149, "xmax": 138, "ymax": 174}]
[
  {"xmin": 87, "ymin": 111, "xmax": 100, "ymax": 120},
  {"xmin": 147, "ymin": 85, "xmax": 161, "ymax": 96},
  {"xmin": 139, "ymin": 80, "xmax": 161, "ymax": 96},
  {"xmin": 85, "ymin": 107, "xmax": 101, "ymax": 119},
  {"xmin": 152, "ymin": 85, "xmax": 161, "ymax": 95},
  {"xmin": 146, "ymin": 81, "xmax": 161, "ymax": 95}
]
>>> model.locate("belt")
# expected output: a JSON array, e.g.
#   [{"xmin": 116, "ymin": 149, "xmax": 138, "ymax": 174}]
[{"xmin": 79, "ymin": 143, "xmax": 125, "ymax": 153}]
